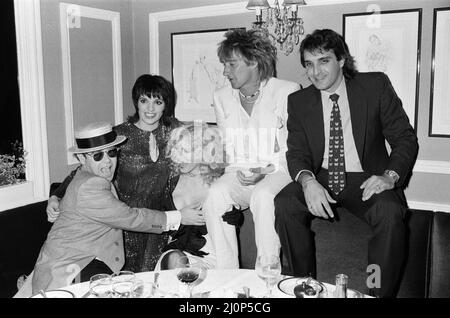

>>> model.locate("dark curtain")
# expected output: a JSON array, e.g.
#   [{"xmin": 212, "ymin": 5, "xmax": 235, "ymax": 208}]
[{"xmin": 0, "ymin": 0, "xmax": 22, "ymax": 155}]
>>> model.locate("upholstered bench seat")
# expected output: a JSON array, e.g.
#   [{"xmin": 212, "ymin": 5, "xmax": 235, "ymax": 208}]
[{"xmin": 239, "ymin": 208, "xmax": 450, "ymax": 298}]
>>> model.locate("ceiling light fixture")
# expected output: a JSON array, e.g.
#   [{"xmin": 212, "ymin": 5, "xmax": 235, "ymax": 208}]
[{"xmin": 246, "ymin": 0, "xmax": 306, "ymax": 56}]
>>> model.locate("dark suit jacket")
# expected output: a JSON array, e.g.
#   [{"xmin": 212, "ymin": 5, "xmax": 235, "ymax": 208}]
[{"xmin": 286, "ymin": 72, "xmax": 418, "ymax": 188}]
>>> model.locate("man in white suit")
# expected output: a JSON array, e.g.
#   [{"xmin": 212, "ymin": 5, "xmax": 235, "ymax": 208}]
[
  {"xmin": 15, "ymin": 122, "xmax": 204, "ymax": 296},
  {"xmin": 202, "ymin": 29, "xmax": 300, "ymax": 268}
]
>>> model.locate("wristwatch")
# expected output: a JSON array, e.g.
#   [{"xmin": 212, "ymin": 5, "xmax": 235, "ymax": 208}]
[{"xmin": 384, "ymin": 170, "xmax": 399, "ymax": 184}]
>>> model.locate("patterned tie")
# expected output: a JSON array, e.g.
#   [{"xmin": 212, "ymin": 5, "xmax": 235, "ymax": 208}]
[{"xmin": 328, "ymin": 93, "xmax": 346, "ymax": 195}]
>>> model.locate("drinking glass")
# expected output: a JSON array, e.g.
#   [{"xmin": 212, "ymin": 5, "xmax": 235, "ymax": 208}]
[
  {"xmin": 255, "ymin": 254, "xmax": 281, "ymax": 298},
  {"xmin": 111, "ymin": 271, "xmax": 135, "ymax": 298},
  {"xmin": 175, "ymin": 256, "xmax": 203, "ymax": 298},
  {"xmin": 89, "ymin": 274, "xmax": 112, "ymax": 298},
  {"xmin": 130, "ymin": 279, "xmax": 147, "ymax": 298}
]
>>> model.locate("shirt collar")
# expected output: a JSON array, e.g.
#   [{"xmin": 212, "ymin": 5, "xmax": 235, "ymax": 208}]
[
  {"xmin": 232, "ymin": 79, "xmax": 269, "ymax": 98},
  {"xmin": 320, "ymin": 76, "xmax": 346, "ymax": 102}
]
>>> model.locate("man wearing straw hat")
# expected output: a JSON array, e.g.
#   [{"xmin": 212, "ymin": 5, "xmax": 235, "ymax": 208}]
[{"xmin": 18, "ymin": 122, "xmax": 204, "ymax": 296}]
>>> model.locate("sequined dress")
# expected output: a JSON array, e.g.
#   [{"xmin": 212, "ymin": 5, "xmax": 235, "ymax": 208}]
[{"xmin": 114, "ymin": 120, "xmax": 179, "ymax": 272}]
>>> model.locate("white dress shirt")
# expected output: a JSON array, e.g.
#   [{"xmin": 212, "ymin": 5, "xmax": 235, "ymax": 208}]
[
  {"xmin": 295, "ymin": 77, "xmax": 363, "ymax": 183},
  {"xmin": 214, "ymin": 77, "xmax": 300, "ymax": 174},
  {"xmin": 321, "ymin": 77, "xmax": 363, "ymax": 172}
]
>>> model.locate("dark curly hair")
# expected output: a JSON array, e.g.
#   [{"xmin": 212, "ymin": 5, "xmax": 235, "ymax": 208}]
[
  {"xmin": 217, "ymin": 29, "xmax": 277, "ymax": 81},
  {"xmin": 300, "ymin": 29, "xmax": 357, "ymax": 79},
  {"xmin": 128, "ymin": 74, "xmax": 176, "ymax": 127}
]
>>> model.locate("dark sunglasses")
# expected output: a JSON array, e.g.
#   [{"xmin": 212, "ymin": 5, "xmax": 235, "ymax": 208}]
[{"xmin": 86, "ymin": 148, "xmax": 119, "ymax": 162}]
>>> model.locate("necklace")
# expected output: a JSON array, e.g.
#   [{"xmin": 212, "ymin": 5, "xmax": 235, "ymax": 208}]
[{"xmin": 239, "ymin": 89, "xmax": 260, "ymax": 100}]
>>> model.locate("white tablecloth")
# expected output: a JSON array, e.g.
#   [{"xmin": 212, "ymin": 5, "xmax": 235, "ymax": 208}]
[
  {"xmin": 57, "ymin": 269, "xmax": 372, "ymax": 298},
  {"xmin": 62, "ymin": 269, "xmax": 292, "ymax": 298}
]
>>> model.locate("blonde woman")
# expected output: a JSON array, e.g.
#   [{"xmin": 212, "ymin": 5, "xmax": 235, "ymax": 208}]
[{"xmin": 155, "ymin": 122, "xmax": 230, "ymax": 270}]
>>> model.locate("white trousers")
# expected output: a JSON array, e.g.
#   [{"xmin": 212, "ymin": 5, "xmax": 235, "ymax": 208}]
[{"xmin": 202, "ymin": 169, "xmax": 292, "ymax": 269}]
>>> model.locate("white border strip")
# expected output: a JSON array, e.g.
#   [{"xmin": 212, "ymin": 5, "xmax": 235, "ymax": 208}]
[
  {"xmin": 1, "ymin": 0, "xmax": 50, "ymax": 211},
  {"xmin": 413, "ymin": 160, "xmax": 450, "ymax": 175},
  {"xmin": 60, "ymin": 3, "xmax": 123, "ymax": 165},
  {"xmin": 408, "ymin": 201, "xmax": 450, "ymax": 213}
]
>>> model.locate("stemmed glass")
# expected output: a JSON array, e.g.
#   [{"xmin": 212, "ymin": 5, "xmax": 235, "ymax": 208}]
[
  {"xmin": 255, "ymin": 254, "xmax": 282, "ymax": 298},
  {"xmin": 175, "ymin": 256, "xmax": 203, "ymax": 298}
]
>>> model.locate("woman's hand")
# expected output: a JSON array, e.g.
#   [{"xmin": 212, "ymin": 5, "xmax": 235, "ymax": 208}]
[
  {"xmin": 180, "ymin": 203, "xmax": 205, "ymax": 226},
  {"xmin": 46, "ymin": 195, "xmax": 61, "ymax": 223},
  {"xmin": 236, "ymin": 164, "xmax": 275, "ymax": 186}
]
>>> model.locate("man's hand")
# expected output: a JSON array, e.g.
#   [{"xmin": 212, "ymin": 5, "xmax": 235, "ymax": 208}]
[
  {"xmin": 302, "ymin": 179, "xmax": 336, "ymax": 219},
  {"xmin": 236, "ymin": 164, "xmax": 275, "ymax": 186},
  {"xmin": 180, "ymin": 203, "xmax": 206, "ymax": 226},
  {"xmin": 360, "ymin": 174, "xmax": 395, "ymax": 201},
  {"xmin": 46, "ymin": 195, "xmax": 61, "ymax": 223}
]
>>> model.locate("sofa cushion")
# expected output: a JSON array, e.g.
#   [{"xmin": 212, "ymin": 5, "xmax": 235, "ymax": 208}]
[
  {"xmin": 238, "ymin": 207, "xmax": 436, "ymax": 298},
  {"xmin": 239, "ymin": 209, "xmax": 257, "ymax": 269},
  {"xmin": 313, "ymin": 208, "xmax": 371, "ymax": 293},
  {"xmin": 0, "ymin": 200, "xmax": 52, "ymax": 297},
  {"xmin": 397, "ymin": 209, "xmax": 433, "ymax": 298},
  {"xmin": 310, "ymin": 209, "xmax": 434, "ymax": 298},
  {"xmin": 429, "ymin": 212, "xmax": 450, "ymax": 298}
]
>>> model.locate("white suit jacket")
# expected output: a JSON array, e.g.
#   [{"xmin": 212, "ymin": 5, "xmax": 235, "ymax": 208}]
[{"xmin": 213, "ymin": 77, "xmax": 300, "ymax": 173}]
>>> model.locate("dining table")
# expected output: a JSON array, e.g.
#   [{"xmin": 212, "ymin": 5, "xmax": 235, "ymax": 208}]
[{"xmin": 41, "ymin": 269, "xmax": 371, "ymax": 298}]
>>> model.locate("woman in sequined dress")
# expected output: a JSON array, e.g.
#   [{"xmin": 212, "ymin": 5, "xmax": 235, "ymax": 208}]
[
  {"xmin": 115, "ymin": 74, "xmax": 181, "ymax": 272},
  {"xmin": 46, "ymin": 74, "xmax": 182, "ymax": 272}
]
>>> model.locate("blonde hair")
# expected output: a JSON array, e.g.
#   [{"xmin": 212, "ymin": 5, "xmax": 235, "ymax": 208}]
[{"xmin": 166, "ymin": 123, "xmax": 227, "ymax": 185}]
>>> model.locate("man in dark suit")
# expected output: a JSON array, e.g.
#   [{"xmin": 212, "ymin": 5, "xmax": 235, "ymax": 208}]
[{"xmin": 274, "ymin": 29, "xmax": 418, "ymax": 298}]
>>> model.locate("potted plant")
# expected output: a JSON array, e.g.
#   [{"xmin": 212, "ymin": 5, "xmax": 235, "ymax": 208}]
[{"xmin": 0, "ymin": 141, "xmax": 27, "ymax": 187}]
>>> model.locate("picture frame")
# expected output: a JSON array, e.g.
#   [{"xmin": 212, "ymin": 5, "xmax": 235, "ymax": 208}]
[
  {"xmin": 171, "ymin": 28, "xmax": 243, "ymax": 123},
  {"xmin": 343, "ymin": 9, "xmax": 422, "ymax": 131},
  {"xmin": 429, "ymin": 7, "xmax": 450, "ymax": 137}
]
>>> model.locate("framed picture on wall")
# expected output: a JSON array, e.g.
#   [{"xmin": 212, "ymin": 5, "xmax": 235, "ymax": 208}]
[
  {"xmin": 343, "ymin": 9, "xmax": 422, "ymax": 131},
  {"xmin": 171, "ymin": 28, "xmax": 243, "ymax": 123},
  {"xmin": 429, "ymin": 7, "xmax": 450, "ymax": 137}
]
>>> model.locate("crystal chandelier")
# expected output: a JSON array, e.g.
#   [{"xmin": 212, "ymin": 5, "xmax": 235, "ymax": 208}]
[{"xmin": 246, "ymin": 0, "xmax": 306, "ymax": 56}]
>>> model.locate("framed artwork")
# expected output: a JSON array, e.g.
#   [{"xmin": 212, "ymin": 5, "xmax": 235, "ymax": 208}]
[
  {"xmin": 171, "ymin": 28, "xmax": 242, "ymax": 123},
  {"xmin": 343, "ymin": 9, "xmax": 422, "ymax": 131},
  {"xmin": 429, "ymin": 7, "xmax": 450, "ymax": 137}
]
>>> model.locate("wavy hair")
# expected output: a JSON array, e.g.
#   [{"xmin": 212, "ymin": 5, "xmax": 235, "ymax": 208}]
[
  {"xmin": 299, "ymin": 29, "xmax": 357, "ymax": 79},
  {"xmin": 217, "ymin": 29, "xmax": 277, "ymax": 81},
  {"xmin": 166, "ymin": 123, "xmax": 228, "ymax": 185}
]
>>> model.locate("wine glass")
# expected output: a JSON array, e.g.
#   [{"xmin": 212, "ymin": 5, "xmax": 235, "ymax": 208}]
[
  {"xmin": 89, "ymin": 274, "xmax": 112, "ymax": 298},
  {"xmin": 255, "ymin": 254, "xmax": 281, "ymax": 298},
  {"xmin": 175, "ymin": 256, "xmax": 203, "ymax": 298}
]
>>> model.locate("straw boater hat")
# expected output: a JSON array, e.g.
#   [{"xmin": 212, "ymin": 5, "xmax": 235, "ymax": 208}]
[{"xmin": 68, "ymin": 122, "xmax": 126, "ymax": 154}]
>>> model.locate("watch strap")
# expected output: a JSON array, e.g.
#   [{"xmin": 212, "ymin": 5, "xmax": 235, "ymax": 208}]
[{"xmin": 384, "ymin": 170, "xmax": 399, "ymax": 183}]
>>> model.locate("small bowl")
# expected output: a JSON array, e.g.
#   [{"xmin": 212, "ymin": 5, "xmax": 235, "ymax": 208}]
[
  {"xmin": 278, "ymin": 277, "xmax": 328, "ymax": 298},
  {"xmin": 294, "ymin": 282, "xmax": 320, "ymax": 298}
]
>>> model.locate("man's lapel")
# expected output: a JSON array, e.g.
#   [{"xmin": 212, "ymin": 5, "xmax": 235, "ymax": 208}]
[
  {"xmin": 346, "ymin": 77, "xmax": 367, "ymax": 164},
  {"xmin": 110, "ymin": 182, "xmax": 119, "ymax": 199},
  {"xmin": 304, "ymin": 88, "xmax": 325, "ymax": 159}
]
